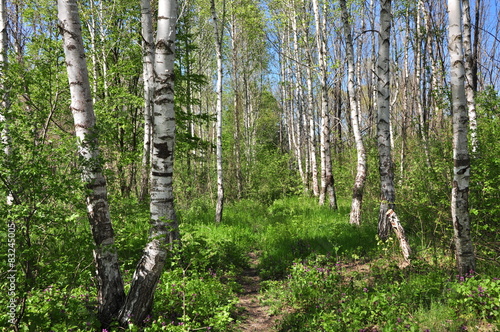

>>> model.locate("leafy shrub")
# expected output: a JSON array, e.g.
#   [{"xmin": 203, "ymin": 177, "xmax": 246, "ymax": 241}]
[
  {"xmin": 447, "ymin": 276, "xmax": 500, "ymax": 322},
  {"xmin": 152, "ymin": 269, "xmax": 238, "ymax": 331},
  {"xmin": 0, "ymin": 284, "xmax": 99, "ymax": 331}
]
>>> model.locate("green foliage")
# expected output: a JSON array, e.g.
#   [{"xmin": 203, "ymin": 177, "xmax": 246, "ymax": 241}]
[
  {"xmin": 264, "ymin": 251, "xmax": 498, "ymax": 331},
  {"xmin": 152, "ymin": 268, "xmax": 238, "ymax": 331},
  {"xmin": 10, "ymin": 285, "xmax": 99, "ymax": 331},
  {"xmin": 470, "ymin": 86, "xmax": 500, "ymax": 263},
  {"xmin": 246, "ymin": 151, "xmax": 303, "ymax": 204},
  {"xmin": 447, "ymin": 276, "xmax": 500, "ymax": 322}
]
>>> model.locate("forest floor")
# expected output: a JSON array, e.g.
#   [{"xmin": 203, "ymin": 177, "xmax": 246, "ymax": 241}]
[{"xmin": 235, "ymin": 251, "xmax": 281, "ymax": 331}]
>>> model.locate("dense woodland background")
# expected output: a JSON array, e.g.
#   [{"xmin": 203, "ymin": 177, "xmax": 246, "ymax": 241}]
[{"xmin": 1, "ymin": 0, "xmax": 500, "ymax": 330}]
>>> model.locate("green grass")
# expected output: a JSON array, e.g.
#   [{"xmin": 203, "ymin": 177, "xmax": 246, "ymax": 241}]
[{"xmin": 2, "ymin": 195, "xmax": 499, "ymax": 331}]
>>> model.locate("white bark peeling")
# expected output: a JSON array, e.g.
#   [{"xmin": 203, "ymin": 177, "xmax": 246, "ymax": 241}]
[{"xmin": 454, "ymin": 166, "xmax": 470, "ymax": 190}]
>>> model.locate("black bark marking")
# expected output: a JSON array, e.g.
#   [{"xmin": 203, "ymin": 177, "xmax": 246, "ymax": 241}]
[
  {"xmin": 154, "ymin": 142, "xmax": 171, "ymax": 159},
  {"xmin": 454, "ymin": 157, "xmax": 470, "ymax": 168},
  {"xmin": 151, "ymin": 171, "xmax": 173, "ymax": 178},
  {"xmin": 454, "ymin": 217, "xmax": 464, "ymax": 237}
]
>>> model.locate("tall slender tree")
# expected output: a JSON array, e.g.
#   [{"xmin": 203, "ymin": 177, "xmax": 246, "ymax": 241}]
[
  {"xmin": 211, "ymin": 0, "xmax": 225, "ymax": 222},
  {"xmin": 376, "ymin": 0, "xmax": 395, "ymax": 239},
  {"xmin": 58, "ymin": 0, "xmax": 126, "ymax": 326},
  {"xmin": 312, "ymin": 0, "xmax": 337, "ymax": 209},
  {"xmin": 462, "ymin": 0, "xmax": 477, "ymax": 153},
  {"xmin": 139, "ymin": 0, "xmax": 155, "ymax": 201},
  {"xmin": 448, "ymin": 0, "xmax": 475, "ymax": 276},
  {"xmin": 1, "ymin": 0, "xmax": 17, "ymax": 211},
  {"xmin": 340, "ymin": 0, "xmax": 366, "ymax": 225},
  {"xmin": 119, "ymin": 0, "xmax": 180, "ymax": 324}
]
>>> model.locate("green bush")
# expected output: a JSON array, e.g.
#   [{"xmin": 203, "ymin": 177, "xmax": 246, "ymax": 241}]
[{"xmin": 447, "ymin": 276, "xmax": 500, "ymax": 322}]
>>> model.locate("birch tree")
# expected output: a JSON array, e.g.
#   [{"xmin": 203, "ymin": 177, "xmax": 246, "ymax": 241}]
[
  {"xmin": 119, "ymin": 0, "xmax": 180, "ymax": 324},
  {"xmin": 211, "ymin": 0, "xmax": 225, "ymax": 222},
  {"xmin": 58, "ymin": 0, "xmax": 126, "ymax": 325},
  {"xmin": 462, "ymin": 0, "xmax": 477, "ymax": 153},
  {"xmin": 448, "ymin": 0, "xmax": 475, "ymax": 276},
  {"xmin": 376, "ymin": 0, "xmax": 395, "ymax": 240},
  {"xmin": 0, "ymin": 0, "xmax": 16, "ymax": 209},
  {"xmin": 312, "ymin": 0, "xmax": 337, "ymax": 209},
  {"xmin": 340, "ymin": 0, "xmax": 366, "ymax": 225},
  {"xmin": 139, "ymin": 0, "xmax": 155, "ymax": 201}
]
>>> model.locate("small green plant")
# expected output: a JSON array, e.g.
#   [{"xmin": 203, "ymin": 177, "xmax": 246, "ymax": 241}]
[
  {"xmin": 153, "ymin": 268, "xmax": 238, "ymax": 331},
  {"xmin": 447, "ymin": 276, "xmax": 500, "ymax": 322}
]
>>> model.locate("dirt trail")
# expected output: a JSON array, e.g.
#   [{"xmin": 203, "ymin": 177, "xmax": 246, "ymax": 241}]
[{"xmin": 235, "ymin": 252, "xmax": 279, "ymax": 332}]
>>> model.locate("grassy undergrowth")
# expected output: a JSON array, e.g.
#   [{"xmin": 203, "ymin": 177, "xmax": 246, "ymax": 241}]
[{"xmin": 1, "ymin": 196, "xmax": 499, "ymax": 331}]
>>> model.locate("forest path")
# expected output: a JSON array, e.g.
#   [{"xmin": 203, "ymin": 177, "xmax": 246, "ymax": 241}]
[{"xmin": 235, "ymin": 251, "xmax": 279, "ymax": 332}]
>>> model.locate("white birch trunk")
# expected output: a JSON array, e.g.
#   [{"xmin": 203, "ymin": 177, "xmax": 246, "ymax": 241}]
[
  {"xmin": 140, "ymin": 0, "xmax": 155, "ymax": 201},
  {"xmin": 58, "ymin": 0, "xmax": 125, "ymax": 326},
  {"xmin": 119, "ymin": 0, "xmax": 179, "ymax": 325},
  {"xmin": 340, "ymin": 0, "xmax": 366, "ymax": 225},
  {"xmin": 291, "ymin": 13, "xmax": 306, "ymax": 189},
  {"xmin": 448, "ymin": 0, "xmax": 475, "ymax": 276},
  {"xmin": 230, "ymin": 20, "xmax": 243, "ymax": 199},
  {"xmin": 119, "ymin": 0, "xmax": 178, "ymax": 326},
  {"xmin": 306, "ymin": 60, "xmax": 319, "ymax": 197},
  {"xmin": 211, "ymin": 0, "xmax": 224, "ymax": 223},
  {"xmin": 462, "ymin": 0, "xmax": 477, "ymax": 153},
  {"xmin": 312, "ymin": 0, "xmax": 336, "ymax": 209},
  {"xmin": 87, "ymin": 1, "xmax": 98, "ymax": 105},
  {"xmin": 377, "ymin": 0, "xmax": 396, "ymax": 240},
  {"xmin": 416, "ymin": 0, "xmax": 432, "ymax": 168}
]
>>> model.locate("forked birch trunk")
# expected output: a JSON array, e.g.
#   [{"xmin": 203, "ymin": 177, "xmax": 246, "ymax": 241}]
[
  {"xmin": 139, "ymin": 0, "xmax": 155, "ymax": 202},
  {"xmin": 58, "ymin": 0, "xmax": 125, "ymax": 326},
  {"xmin": 340, "ymin": 0, "xmax": 366, "ymax": 225},
  {"xmin": 377, "ymin": 0, "xmax": 396, "ymax": 240},
  {"xmin": 119, "ymin": 0, "xmax": 180, "ymax": 325},
  {"xmin": 211, "ymin": 0, "xmax": 225, "ymax": 223},
  {"xmin": 448, "ymin": 0, "xmax": 475, "ymax": 276}
]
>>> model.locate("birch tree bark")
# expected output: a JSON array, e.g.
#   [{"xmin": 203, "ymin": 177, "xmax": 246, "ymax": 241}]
[
  {"xmin": 448, "ymin": 0, "xmax": 475, "ymax": 276},
  {"xmin": 462, "ymin": 0, "xmax": 477, "ymax": 153},
  {"xmin": 312, "ymin": 0, "xmax": 337, "ymax": 209},
  {"xmin": 211, "ymin": 0, "xmax": 225, "ymax": 223},
  {"xmin": 119, "ymin": 0, "xmax": 180, "ymax": 325},
  {"xmin": 340, "ymin": 0, "xmax": 366, "ymax": 225},
  {"xmin": 291, "ymin": 12, "xmax": 306, "ymax": 189},
  {"xmin": 230, "ymin": 14, "xmax": 243, "ymax": 199},
  {"xmin": 377, "ymin": 0, "xmax": 395, "ymax": 240},
  {"xmin": 58, "ymin": 0, "xmax": 125, "ymax": 326},
  {"xmin": 139, "ymin": 0, "xmax": 155, "ymax": 202},
  {"xmin": 306, "ymin": 55, "xmax": 319, "ymax": 197},
  {"xmin": 416, "ymin": 0, "xmax": 432, "ymax": 168}
]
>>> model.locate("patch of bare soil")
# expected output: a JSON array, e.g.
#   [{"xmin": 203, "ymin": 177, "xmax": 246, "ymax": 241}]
[{"xmin": 235, "ymin": 252, "xmax": 280, "ymax": 332}]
